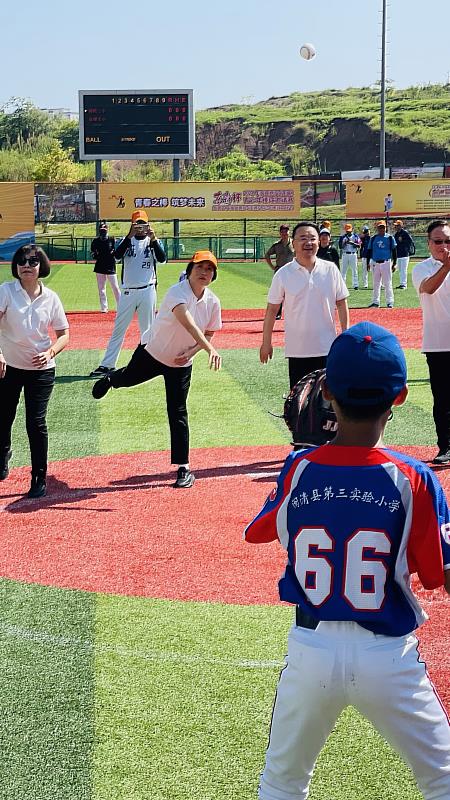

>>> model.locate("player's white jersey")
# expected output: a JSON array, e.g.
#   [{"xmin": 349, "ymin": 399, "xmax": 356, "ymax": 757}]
[
  {"xmin": 121, "ymin": 236, "xmax": 159, "ymax": 288},
  {"xmin": 245, "ymin": 446, "xmax": 450, "ymax": 636}
]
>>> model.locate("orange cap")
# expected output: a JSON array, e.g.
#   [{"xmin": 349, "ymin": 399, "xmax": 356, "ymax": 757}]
[
  {"xmin": 132, "ymin": 209, "xmax": 149, "ymax": 223},
  {"xmin": 191, "ymin": 250, "xmax": 218, "ymax": 268},
  {"xmin": 376, "ymin": 220, "xmax": 386, "ymax": 227},
  {"xmin": 394, "ymin": 219, "xmax": 403, "ymax": 225},
  {"xmin": 344, "ymin": 223, "xmax": 353, "ymax": 231}
]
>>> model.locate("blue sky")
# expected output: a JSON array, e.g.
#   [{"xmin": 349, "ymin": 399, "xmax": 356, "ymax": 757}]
[{"xmin": 1, "ymin": 0, "xmax": 449, "ymax": 113}]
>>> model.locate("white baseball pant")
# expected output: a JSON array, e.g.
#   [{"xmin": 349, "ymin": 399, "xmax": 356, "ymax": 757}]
[
  {"xmin": 341, "ymin": 253, "xmax": 359, "ymax": 288},
  {"xmin": 101, "ymin": 285, "xmax": 156, "ymax": 369},
  {"xmin": 397, "ymin": 256, "xmax": 410, "ymax": 287},
  {"xmin": 360, "ymin": 259, "xmax": 369, "ymax": 288},
  {"xmin": 259, "ymin": 621, "xmax": 450, "ymax": 800},
  {"xmin": 371, "ymin": 260, "xmax": 394, "ymax": 306},
  {"xmin": 96, "ymin": 273, "xmax": 121, "ymax": 312}
]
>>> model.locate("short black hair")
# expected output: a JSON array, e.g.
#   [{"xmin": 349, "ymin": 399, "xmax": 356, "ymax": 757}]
[
  {"xmin": 11, "ymin": 245, "xmax": 51, "ymax": 279},
  {"xmin": 185, "ymin": 260, "xmax": 217, "ymax": 282},
  {"xmin": 333, "ymin": 397, "xmax": 394, "ymax": 421},
  {"xmin": 292, "ymin": 221, "xmax": 320, "ymax": 239},
  {"xmin": 427, "ymin": 219, "xmax": 448, "ymax": 237}
]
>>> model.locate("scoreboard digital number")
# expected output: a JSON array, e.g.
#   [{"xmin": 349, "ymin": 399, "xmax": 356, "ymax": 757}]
[{"xmin": 79, "ymin": 90, "xmax": 195, "ymax": 160}]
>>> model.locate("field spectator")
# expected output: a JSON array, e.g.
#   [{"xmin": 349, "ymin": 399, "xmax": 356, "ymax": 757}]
[
  {"xmin": 317, "ymin": 228, "xmax": 340, "ymax": 269},
  {"xmin": 394, "ymin": 219, "xmax": 415, "ymax": 289},
  {"xmin": 260, "ymin": 222, "xmax": 349, "ymax": 389},
  {"xmin": 412, "ymin": 219, "xmax": 450, "ymax": 464},
  {"xmin": 0, "ymin": 245, "xmax": 69, "ymax": 498},
  {"xmin": 338, "ymin": 224, "xmax": 361, "ymax": 289},
  {"xmin": 367, "ymin": 221, "xmax": 397, "ymax": 308},
  {"xmin": 265, "ymin": 225, "xmax": 295, "ymax": 320},
  {"xmin": 90, "ymin": 220, "xmax": 120, "ymax": 312}
]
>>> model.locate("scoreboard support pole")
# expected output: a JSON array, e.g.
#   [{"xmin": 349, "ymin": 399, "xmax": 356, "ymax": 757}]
[
  {"xmin": 173, "ymin": 158, "xmax": 180, "ymax": 259},
  {"xmin": 95, "ymin": 159, "xmax": 102, "ymax": 233}
]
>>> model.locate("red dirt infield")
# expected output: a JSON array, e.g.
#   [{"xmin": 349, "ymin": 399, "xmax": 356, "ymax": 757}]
[
  {"xmin": 1, "ymin": 444, "xmax": 449, "ymax": 704},
  {"xmin": 66, "ymin": 307, "xmax": 423, "ymax": 351}
]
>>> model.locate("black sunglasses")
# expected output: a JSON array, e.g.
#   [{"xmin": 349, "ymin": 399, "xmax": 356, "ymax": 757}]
[{"xmin": 18, "ymin": 255, "xmax": 40, "ymax": 267}]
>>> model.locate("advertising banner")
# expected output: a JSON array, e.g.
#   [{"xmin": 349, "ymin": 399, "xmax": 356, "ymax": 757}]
[
  {"xmin": 346, "ymin": 179, "xmax": 450, "ymax": 217},
  {"xmin": 99, "ymin": 181, "xmax": 300, "ymax": 220},
  {"xmin": 0, "ymin": 182, "xmax": 34, "ymax": 259}
]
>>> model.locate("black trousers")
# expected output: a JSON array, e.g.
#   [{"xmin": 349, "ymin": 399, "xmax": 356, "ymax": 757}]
[
  {"xmin": 288, "ymin": 356, "xmax": 327, "ymax": 390},
  {"xmin": 425, "ymin": 352, "xmax": 450, "ymax": 451},
  {"xmin": 110, "ymin": 345, "xmax": 192, "ymax": 465},
  {"xmin": 0, "ymin": 365, "xmax": 55, "ymax": 474}
]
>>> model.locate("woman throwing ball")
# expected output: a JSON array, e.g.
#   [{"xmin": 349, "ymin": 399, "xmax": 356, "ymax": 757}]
[
  {"xmin": 92, "ymin": 250, "xmax": 222, "ymax": 488},
  {"xmin": 0, "ymin": 245, "xmax": 69, "ymax": 498}
]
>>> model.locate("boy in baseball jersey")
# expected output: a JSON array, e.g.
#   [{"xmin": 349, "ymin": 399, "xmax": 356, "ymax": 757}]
[
  {"xmin": 90, "ymin": 209, "xmax": 166, "ymax": 376},
  {"xmin": 245, "ymin": 322, "xmax": 450, "ymax": 800}
]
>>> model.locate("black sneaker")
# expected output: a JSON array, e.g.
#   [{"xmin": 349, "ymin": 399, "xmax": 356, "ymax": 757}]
[
  {"xmin": 0, "ymin": 449, "xmax": 12, "ymax": 480},
  {"xmin": 368, "ymin": 302, "xmax": 379, "ymax": 308},
  {"xmin": 90, "ymin": 365, "xmax": 112, "ymax": 377},
  {"xmin": 27, "ymin": 473, "xmax": 47, "ymax": 499},
  {"xmin": 387, "ymin": 303, "xmax": 394, "ymax": 308},
  {"xmin": 173, "ymin": 467, "xmax": 195, "ymax": 488},
  {"xmin": 92, "ymin": 374, "xmax": 112, "ymax": 399},
  {"xmin": 399, "ymin": 285, "xmax": 406, "ymax": 290},
  {"xmin": 432, "ymin": 449, "xmax": 450, "ymax": 466}
]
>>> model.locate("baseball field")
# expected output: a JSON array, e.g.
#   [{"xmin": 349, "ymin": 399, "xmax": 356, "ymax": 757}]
[{"xmin": 0, "ymin": 260, "xmax": 448, "ymax": 800}]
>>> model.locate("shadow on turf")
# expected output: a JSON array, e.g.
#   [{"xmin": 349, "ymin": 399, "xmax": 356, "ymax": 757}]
[{"xmin": 2, "ymin": 459, "xmax": 285, "ymax": 513}]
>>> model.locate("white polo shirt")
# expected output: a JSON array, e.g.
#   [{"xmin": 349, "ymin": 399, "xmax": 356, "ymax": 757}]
[
  {"xmin": 412, "ymin": 256, "xmax": 450, "ymax": 352},
  {"xmin": 146, "ymin": 279, "xmax": 222, "ymax": 368},
  {"xmin": 0, "ymin": 280, "xmax": 69, "ymax": 370},
  {"xmin": 268, "ymin": 257, "xmax": 349, "ymax": 358}
]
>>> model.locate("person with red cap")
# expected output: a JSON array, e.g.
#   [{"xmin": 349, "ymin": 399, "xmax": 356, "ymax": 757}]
[
  {"xmin": 92, "ymin": 251, "xmax": 222, "ymax": 488},
  {"xmin": 90, "ymin": 209, "xmax": 166, "ymax": 376}
]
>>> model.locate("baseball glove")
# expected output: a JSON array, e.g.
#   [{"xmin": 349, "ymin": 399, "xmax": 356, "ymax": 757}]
[{"xmin": 283, "ymin": 368, "xmax": 338, "ymax": 449}]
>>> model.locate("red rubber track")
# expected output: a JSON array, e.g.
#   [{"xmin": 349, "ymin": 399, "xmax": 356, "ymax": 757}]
[{"xmin": 66, "ymin": 308, "xmax": 423, "ymax": 352}]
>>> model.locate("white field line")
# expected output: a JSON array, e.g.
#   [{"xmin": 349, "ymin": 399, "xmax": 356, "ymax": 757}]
[{"xmin": 0, "ymin": 622, "xmax": 283, "ymax": 670}]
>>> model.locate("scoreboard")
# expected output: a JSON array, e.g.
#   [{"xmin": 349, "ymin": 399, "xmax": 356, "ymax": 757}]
[{"xmin": 79, "ymin": 90, "xmax": 195, "ymax": 160}]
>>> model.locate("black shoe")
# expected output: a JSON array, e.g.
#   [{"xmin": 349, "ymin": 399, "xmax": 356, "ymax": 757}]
[
  {"xmin": 0, "ymin": 449, "xmax": 12, "ymax": 480},
  {"xmin": 90, "ymin": 365, "xmax": 112, "ymax": 377},
  {"xmin": 399, "ymin": 285, "xmax": 406, "ymax": 289},
  {"xmin": 387, "ymin": 303, "xmax": 394, "ymax": 308},
  {"xmin": 368, "ymin": 302, "xmax": 379, "ymax": 308},
  {"xmin": 27, "ymin": 473, "xmax": 47, "ymax": 499},
  {"xmin": 275, "ymin": 313, "xmax": 282, "ymax": 320},
  {"xmin": 353, "ymin": 286, "xmax": 359, "ymax": 290},
  {"xmin": 173, "ymin": 467, "xmax": 195, "ymax": 488},
  {"xmin": 432, "ymin": 449, "xmax": 450, "ymax": 465},
  {"xmin": 92, "ymin": 374, "xmax": 112, "ymax": 399}
]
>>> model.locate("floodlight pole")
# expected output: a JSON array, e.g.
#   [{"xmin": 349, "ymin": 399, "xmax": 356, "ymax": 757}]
[{"xmin": 380, "ymin": 0, "xmax": 387, "ymax": 179}]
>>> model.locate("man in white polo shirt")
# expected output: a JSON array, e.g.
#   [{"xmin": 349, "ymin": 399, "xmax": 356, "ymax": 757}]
[
  {"xmin": 412, "ymin": 219, "xmax": 450, "ymax": 465},
  {"xmin": 260, "ymin": 222, "xmax": 350, "ymax": 389}
]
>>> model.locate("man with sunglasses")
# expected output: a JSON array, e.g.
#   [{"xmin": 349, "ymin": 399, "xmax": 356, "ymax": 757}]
[{"xmin": 413, "ymin": 220, "xmax": 450, "ymax": 464}]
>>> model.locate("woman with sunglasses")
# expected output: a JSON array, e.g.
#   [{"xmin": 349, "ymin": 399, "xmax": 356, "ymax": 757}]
[{"xmin": 0, "ymin": 245, "xmax": 69, "ymax": 498}]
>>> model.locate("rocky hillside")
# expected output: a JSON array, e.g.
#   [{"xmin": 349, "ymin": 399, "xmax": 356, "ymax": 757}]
[{"xmin": 195, "ymin": 85, "xmax": 450, "ymax": 171}]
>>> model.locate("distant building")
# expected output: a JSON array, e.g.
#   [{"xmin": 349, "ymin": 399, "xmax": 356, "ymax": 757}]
[{"xmin": 40, "ymin": 107, "xmax": 78, "ymax": 120}]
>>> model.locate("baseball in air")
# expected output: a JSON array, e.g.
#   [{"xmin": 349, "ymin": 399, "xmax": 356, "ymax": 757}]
[{"xmin": 299, "ymin": 43, "xmax": 316, "ymax": 60}]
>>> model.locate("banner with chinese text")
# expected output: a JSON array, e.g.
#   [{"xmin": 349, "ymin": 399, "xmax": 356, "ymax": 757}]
[
  {"xmin": 99, "ymin": 181, "xmax": 300, "ymax": 220},
  {"xmin": 346, "ymin": 179, "xmax": 450, "ymax": 217}
]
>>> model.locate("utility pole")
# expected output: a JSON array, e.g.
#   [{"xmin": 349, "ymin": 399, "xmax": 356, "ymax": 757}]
[{"xmin": 380, "ymin": 0, "xmax": 387, "ymax": 179}]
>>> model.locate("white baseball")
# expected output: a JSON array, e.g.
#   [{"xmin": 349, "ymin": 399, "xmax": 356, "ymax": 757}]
[{"xmin": 300, "ymin": 43, "xmax": 316, "ymax": 60}]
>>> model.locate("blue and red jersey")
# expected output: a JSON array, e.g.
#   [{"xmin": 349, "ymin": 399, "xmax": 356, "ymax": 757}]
[{"xmin": 245, "ymin": 446, "xmax": 450, "ymax": 636}]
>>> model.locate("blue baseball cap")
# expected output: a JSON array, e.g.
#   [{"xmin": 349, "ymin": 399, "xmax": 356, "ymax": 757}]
[{"xmin": 326, "ymin": 322, "xmax": 407, "ymax": 406}]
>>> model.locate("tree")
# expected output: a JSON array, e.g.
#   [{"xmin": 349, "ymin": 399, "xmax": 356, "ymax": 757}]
[
  {"xmin": 185, "ymin": 148, "xmax": 285, "ymax": 181},
  {"xmin": 0, "ymin": 98, "xmax": 52, "ymax": 147},
  {"xmin": 31, "ymin": 142, "xmax": 81, "ymax": 183}
]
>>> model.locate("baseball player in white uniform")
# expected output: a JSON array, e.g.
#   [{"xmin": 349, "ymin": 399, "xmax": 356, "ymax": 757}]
[
  {"xmin": 90, "ymin": 209, "xmax": 166, "ymax": 376},
  {"xmin": 338, "ymin": 224, "xmax": 361, "ymax": 289},
  {"xmin": 245, "ymin": 321, "xmax": 450, "ymax": 800}
]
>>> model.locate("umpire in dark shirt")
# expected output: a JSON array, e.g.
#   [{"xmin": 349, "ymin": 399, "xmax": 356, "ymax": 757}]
[
  {"xmin": 317, "ymin": 228, "xmax": 340, "ymax": 269},
  {"xmin": 91, "ymin": 221, "xmax": 120, "ymax": 313}
]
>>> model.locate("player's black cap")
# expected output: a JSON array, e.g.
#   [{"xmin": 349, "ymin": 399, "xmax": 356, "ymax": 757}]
[{"xmin": 326, "ymin": 322, "xmax": 407, "ymax": 406}]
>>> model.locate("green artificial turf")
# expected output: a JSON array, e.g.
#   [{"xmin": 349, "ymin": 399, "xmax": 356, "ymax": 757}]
[{"xmin": 0, "ymin": 582, "xmax": 422, "ymax": 800}]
